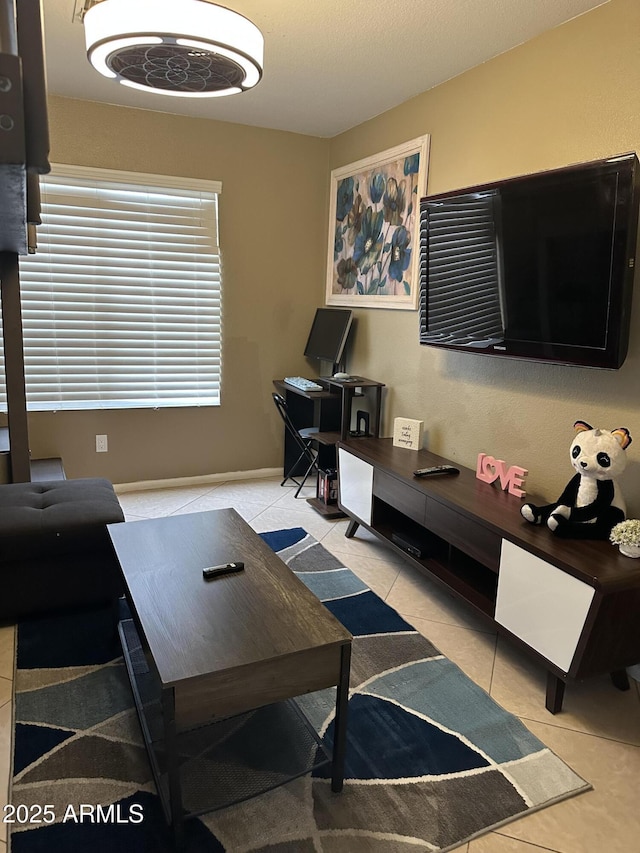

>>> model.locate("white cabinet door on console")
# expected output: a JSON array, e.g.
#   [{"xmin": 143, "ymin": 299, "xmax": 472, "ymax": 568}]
[
  {"xmin": 495, "ymin": 540, "xmax": 595, "ymax": 673},
  {"xmin": 338, "ymin": 448, "xmax": 373, "ymax": 525}
]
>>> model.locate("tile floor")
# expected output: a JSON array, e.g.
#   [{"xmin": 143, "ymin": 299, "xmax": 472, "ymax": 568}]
[{"xmin": 2, "ymin": 474, "xmax": 640, "ymax": 852}]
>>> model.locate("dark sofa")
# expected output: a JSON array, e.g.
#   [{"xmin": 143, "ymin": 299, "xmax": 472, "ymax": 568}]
[{"xmin": 0, "ymin": 478, "xmax": 125, "ymax": 622}]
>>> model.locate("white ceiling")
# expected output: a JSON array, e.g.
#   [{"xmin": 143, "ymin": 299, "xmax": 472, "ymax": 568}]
[{"xmin": 42, "ymin": 0, "xmax": 609, "ymax": 138}]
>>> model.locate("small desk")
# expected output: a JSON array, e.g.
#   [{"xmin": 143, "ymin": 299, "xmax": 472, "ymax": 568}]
[
  {"xmin": 273, "ymin": 377, "xmax": 385, "ymax": 504},
  {"xmin": 274, "ymin": 376, "xmax": 384, "ymax": 440},
  {"xmin": 273, "ymin": 379, "xmax": 342, "ymax": 478}
]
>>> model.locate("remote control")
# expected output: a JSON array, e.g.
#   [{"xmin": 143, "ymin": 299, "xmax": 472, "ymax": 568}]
[
  {"xmin": 413, "ymin": 466, "xmax": 460, "ymax": 477},
  {"xmin": 202, "ymin": 561, "xmax": 245, "ymax": 579}
]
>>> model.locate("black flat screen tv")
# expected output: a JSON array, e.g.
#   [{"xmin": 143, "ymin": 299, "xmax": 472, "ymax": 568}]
[
  {"xmin": 304, "ymin": 307, "xmax": 353, "ymax": 372},
  {"xmin": 419, "ymin": 153, "xmax": 640, "ymax": 368}
]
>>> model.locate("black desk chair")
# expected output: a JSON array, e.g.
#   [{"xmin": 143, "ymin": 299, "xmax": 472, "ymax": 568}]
[{"xmin": 272, "ymin": 392, "xmax": 320, "ymax": 497}]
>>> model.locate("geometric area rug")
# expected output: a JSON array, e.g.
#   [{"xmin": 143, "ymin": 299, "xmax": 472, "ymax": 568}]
[{"xmin": 9, "ymin": 527, "xmax": 590, "ymax": 852}]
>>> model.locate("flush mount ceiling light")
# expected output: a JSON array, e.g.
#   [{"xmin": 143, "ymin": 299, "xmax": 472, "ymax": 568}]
[{"xmin": 83, "ymin": 0, "xmax": 264, "ymax": 98}]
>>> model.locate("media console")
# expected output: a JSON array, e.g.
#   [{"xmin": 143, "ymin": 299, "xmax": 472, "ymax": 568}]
[{"xmin": 337, "ymin": 437, "xmax": 640, "ymax": 713}]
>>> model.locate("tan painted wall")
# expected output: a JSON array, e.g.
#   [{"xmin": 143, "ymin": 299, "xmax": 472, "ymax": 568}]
[
  {"xmin": 328, "ymin": 0, "xmax": 640, "ymax": 514},
  {"xmin": 27, "ymin": 97, "xmax": 329, "ymax": 483},
  {"xmin": 26, "ymin": 0, "xmax": 640, "ymax": 513}
]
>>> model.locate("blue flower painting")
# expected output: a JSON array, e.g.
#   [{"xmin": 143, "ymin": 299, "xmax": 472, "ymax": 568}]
[{"xmin": 327, "ymin": 137, "xmax": 429, "ymax": 308}]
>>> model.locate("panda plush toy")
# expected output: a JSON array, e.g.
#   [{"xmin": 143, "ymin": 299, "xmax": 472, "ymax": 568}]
[{"xmin": 520, "ymin": 420, "xmax": 632, "ymax": 540}]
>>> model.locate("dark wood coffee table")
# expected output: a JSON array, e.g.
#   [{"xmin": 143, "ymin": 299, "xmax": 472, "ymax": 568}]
[{"xmin": 108, "ymin": 508, "xmax": 352, "ymax": 843}]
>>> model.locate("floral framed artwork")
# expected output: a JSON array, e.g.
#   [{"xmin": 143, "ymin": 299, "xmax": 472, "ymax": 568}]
[{"xmin": 326, "ymin": 135, "xmax": 430, "ymax": 310}]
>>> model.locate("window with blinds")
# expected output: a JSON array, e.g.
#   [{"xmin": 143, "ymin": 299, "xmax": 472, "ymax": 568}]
[
  {"xmin": 0, "ymin": 164, "xmax": 222, "ymax": 411},
  {"xmin": 419, "ymin": 191, "xmax": 504, "ymax": 347}
]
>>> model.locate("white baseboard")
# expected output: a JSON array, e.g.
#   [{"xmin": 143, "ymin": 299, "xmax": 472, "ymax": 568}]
[{"xmin": 114, "ymin": 467, "xmax": 282, "ymax": 494}]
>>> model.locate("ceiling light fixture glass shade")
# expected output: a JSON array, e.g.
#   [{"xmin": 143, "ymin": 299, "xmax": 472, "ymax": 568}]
[{"xmin": 83, "ymin": 0, "xmax": 264, "ymax": 98}]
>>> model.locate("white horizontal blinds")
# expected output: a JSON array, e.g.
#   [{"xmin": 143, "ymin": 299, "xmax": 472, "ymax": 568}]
[
  {"xmin": 420, "ymin": 192, "xmax": 504, "ymax": 345},
  {"xmin": 16, "ymin": 165, "xmax": 222, "ymax": 411}
]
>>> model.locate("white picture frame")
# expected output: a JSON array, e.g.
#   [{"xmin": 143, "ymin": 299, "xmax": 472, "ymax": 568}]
[{"xmin": 325, "ymin": 135, "xmax": 430, "ymax": 310}]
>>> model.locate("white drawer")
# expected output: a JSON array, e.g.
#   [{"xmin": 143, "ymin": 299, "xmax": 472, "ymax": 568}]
[
  {"xmin": 338, "ymin": 448, "xmax": 373, "ymax": 525},
  {"xmin": 495, "ymin": 540, "xmax": 595, "ymax": 673}
]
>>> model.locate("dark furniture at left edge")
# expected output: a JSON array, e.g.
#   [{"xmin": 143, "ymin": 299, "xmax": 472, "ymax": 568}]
[
  {"xmin": 0, "ymin": 0, "xmax": 51, "ymax": 482},
  {"xmin": 0, "ymin": 478, "xmax": 125, "ymax": 622}
]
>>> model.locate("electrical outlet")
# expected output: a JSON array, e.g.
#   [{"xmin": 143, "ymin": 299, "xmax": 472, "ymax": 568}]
[{"xmin": 96, "ymin": 434, "xmax": 108, "ymax": 453}]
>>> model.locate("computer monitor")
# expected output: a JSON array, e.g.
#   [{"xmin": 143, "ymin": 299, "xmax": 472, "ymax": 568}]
[{"xmin": 304, "ymin": 308, "xmax": 353, "ymax": 374}]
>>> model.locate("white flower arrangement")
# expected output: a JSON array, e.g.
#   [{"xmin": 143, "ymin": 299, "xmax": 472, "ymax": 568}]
[{"xmin": 610, "ymin": 519, "xmax": 640, "ymax": 546}]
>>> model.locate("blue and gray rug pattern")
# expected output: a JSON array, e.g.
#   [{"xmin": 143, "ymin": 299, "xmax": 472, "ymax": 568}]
[{"xmin": 10, "ymin": 527, "xmax": 590, "ymax": 852}]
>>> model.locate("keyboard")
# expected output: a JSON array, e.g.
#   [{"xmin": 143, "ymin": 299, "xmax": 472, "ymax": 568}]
[{"xmin": 283, "ymin": 376, "xmax": 324, "ymax": 392}]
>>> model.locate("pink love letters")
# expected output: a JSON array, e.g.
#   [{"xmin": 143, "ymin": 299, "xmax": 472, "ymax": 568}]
[{"xmin": 476, "ymin": 453, "xmax": 528, "ymax": 498}]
